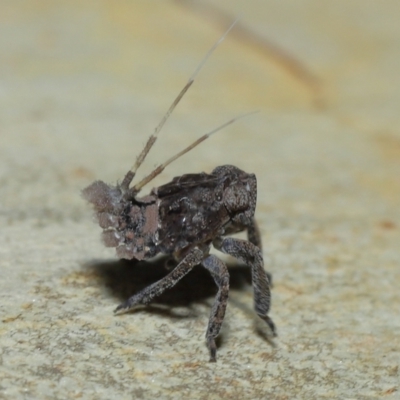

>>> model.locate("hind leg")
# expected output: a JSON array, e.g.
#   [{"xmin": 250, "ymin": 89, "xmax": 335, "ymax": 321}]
[{"xmin": 114, "ymin": 247, "xmax": 204, "ymax": 313}]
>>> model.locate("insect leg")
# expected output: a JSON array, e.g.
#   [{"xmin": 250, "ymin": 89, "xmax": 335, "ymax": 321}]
[
  {"xmin": 201, "ymin": 254, "xmax": 230, "ymax": 362},
  {"xmin": 247, "ymin": 217, "xmax": 262, "ymax": 251},
  {"xmin": 247, "ymin": 218, "xmax": 273, "ymax": 286},
  {"xmin": 114, "ymin": 247, "xmax": 204, "ymax": 314},
  {"xmin": 213, "ymin": 237, "xmax": 276, "ymax": 336}
]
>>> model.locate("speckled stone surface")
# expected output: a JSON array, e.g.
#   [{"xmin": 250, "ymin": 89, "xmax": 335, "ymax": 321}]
[{"xmin": 0, "ymin": 1, "xmax": 399, "ymax": 399}]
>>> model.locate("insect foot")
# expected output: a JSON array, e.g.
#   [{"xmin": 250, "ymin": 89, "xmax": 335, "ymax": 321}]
[{"xmin": 83, "ymin": 21, "xmax": 276, "ymax": 362}]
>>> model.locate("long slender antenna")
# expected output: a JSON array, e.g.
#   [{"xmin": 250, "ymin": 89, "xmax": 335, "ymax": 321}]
[
  {"xmin": 120, "ymin": 19, "xmax": 238, "ymax": 191},
  {"xmin": 131, "ymin": 111, "xmax": 258, "ymax": 193}
]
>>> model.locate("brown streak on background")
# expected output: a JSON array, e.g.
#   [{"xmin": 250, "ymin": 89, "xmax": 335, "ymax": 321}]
[{"xmin": 174, "ymin": 0, "xmax": 326, "ymax": 109}]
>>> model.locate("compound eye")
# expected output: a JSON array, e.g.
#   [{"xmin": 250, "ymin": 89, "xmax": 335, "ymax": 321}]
[{"xmin": 224, "ymin": 185, "xmax": 249, "ymax": 213}]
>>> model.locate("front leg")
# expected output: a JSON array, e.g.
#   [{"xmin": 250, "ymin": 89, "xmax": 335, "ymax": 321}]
[
  {"xmin": 247, "ymin": 218, "xmax": 273, "ymax": 286},
  {"xmin": 213, "ymin": 237, "xmax": 276, "ymax": 336},
  {"xmin": 114, "ymin": 247, "xmax": 204, "ymax": 314},
  {"xmin": 202, "ymin": 254, "xmax": 230, "ymax": 362},
  {"xmin": 247, "ymin": 217, "xmax": 263, "ymax": 251}
]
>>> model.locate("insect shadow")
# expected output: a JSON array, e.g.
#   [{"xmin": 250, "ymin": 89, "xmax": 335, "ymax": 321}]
[
  {"xmin": 85, "ymin": 256, "xmax": 253, "ymax": 317},
  {"xmin": 84, "ymin": 257, "xmax": 276, "ymax": 350}
]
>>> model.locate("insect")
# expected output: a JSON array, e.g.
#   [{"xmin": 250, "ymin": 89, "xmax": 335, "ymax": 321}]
[{"xmin": 83, "ymin": 21, "xmax": 276, "ymax": 361}]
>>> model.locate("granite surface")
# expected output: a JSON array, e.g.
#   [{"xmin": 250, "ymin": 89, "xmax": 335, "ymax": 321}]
[{"xmin": 0, "ymin": 1, "xmax": 399, "ymax": 399}]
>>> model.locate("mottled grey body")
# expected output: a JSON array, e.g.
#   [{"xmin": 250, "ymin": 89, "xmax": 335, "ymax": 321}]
[{"xmin": 83, "ymin": 164, "xmax": 275, "ymax": 361}]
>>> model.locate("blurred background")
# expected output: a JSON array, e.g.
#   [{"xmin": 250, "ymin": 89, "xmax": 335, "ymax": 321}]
[{"xmin": 0, "ymin": 1, "xmax": 399, "ymax": 398}]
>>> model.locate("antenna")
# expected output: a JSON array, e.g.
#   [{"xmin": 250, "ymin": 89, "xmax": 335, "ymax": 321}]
[
  {"xmin": 131, "ymin": 111, "xmax": 258, "ymax": 193},
  {"xmin": 120, "ymin": 19, "xmax": 238, "ymax": 191}
]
